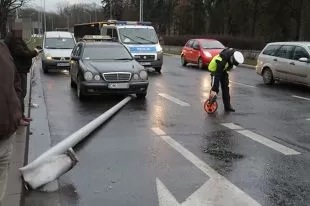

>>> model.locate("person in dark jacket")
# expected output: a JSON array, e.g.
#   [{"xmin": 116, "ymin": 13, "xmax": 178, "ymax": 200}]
[
  {"xmin": 4, "ymin": 29, "xmax": 38, "ymax": 126},
  {"xmin": 208, "ymin": 48, "xmax": 244, "ymax": 112},
  {"xmin": 0, "ymin": 41, "xmax": 22, "ymax": 204}
]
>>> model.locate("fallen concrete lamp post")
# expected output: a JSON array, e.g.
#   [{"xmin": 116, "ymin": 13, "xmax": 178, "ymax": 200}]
[{"xmin": 20, "ymin": 96, "xmax": 132, "ymax": 190}]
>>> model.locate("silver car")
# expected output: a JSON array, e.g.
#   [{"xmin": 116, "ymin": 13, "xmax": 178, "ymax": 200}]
[
  {"xmin": 41, "ymin": 31, "xmax": 76, "ymax": 73},
  {"xmin": 256, "ymin": 42, "xmax": 310, "ymax": 86}
]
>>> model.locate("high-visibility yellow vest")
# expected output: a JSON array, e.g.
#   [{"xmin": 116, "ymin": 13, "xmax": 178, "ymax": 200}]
[{"xmin": 208, "ymin": 54, "xmax": 229, "ymax": 72}]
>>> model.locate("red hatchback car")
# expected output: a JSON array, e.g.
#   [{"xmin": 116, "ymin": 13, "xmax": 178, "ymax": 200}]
[{"xmin": 181, "ymin": 39, "xmax": 225, "ymax": 69}]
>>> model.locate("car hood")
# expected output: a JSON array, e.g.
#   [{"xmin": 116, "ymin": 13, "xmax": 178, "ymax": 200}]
[
  {"xmin": 43, "ymin": 49, "xmax": 73, "ymax": 57},
  {"xmin": 83, "ymin": 60, "xmax": 143, "ymax": 73},
  {"xmin": 203, "ymin": 48, "xmax": 224, "ymax": 56}
]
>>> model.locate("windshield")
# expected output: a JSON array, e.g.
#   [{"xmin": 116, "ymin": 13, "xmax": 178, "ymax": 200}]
[
  {"xmin": 118, "ymin": 27, "xmax": 158, "ymax": 44},
  {"xmin": 82, "ymin": 45, "xmax": 133, "ymax": 60},
  {"xmin": 44, "ymin": 38, "xmax": 75, "ymax": 49},
  {"xmin": 200, "ymin": 40, "xmax": 225, "ymax": 49}
]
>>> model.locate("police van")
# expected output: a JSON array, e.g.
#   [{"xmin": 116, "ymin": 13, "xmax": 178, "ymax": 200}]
[{"xmin": 74, "ymin": 20, "xmax": 163, "ymax": 73}]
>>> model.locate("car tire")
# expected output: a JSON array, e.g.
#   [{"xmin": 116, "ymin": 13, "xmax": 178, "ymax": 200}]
[
  {"xmin": 70, "ymin": 76, "xmax": 76, "ymax": 88},
  {"xmin": 76, "ymin": 77, "xmax": 86, "ymax": 100},
  {"xmin": 42, "ymin": 62, "xmax": 48, "ymax": 73},
  {"xmin": 198, "ymin": 57, "xmax": 204, "ymax": 69},
  {"xmin": 137, "ymin": 92, "xmax": 147, "ymax": 99},
  {"xmin": 181, "ymin": 55, "xmax": 187, "ymax": 66},
  {"xmin": 155, "ymin": 67, "xmax": 162, "ymax": 73},
  {"xmin": 262, "ymin": 68, "xmax": 274, "ymax": 85}
]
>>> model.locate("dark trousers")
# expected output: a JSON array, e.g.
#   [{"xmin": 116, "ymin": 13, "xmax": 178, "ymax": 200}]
[
  {"xmin": 19, "ymin": 73, "xmax": 27, "ymax": 118},
  {"xmin": 211, "ymin": 72, "xmax": 231, "ymax": 108}
]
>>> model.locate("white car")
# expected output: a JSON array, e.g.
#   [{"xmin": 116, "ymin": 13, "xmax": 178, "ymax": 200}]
[
  {"xmin": 41, "ymin": 31, "xmax": 76, "ymax": 73},
  {"xmin": 256, "ymin": 42, "xmax": 310, "ymax": 86}
]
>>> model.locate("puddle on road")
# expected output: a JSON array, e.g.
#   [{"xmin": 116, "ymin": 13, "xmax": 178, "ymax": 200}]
[
  {"xmin": 203, "ymin": 148, "xmax": 244, "ymax": 163},
  {"xmin": 202, "ymin": 130, "xmax": 244, "ymax": 163}
]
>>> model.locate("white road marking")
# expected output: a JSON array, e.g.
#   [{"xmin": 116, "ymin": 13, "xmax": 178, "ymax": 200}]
[
  {"xmin": 158, "ymin": 93, "xmax": 190, "ymax": 107},
  {"xmin": 306, "ymin": 118, "xmax": 310, "ymax": 121},
  {"xmin": 229, "ymin": 81, "xmax": 256, "ymax": 88},
  {"xmin": 221, "ymin": 123, "xmax": 243, "ymax": 130},
  {"xmin": 292, "ymin": 95, "xmax": 310, "ymax": 101},
  {"xmin": 221, "ymin": 123, "xmax": 300, "ymax": 155},
  {"xmin": 152, "ymin": 128, "xmax": 262, "ymax": 206}
]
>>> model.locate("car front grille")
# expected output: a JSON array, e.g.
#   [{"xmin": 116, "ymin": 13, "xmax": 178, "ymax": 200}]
[
  {"xmin": 52, "ymin": 57, "xmax": 70, "ymax": 60},
  {"xmin": 134, "ymin": 55, "xmax": 155, "ymax": 61},
  {"xmin": 102, "ymin": 72, "xmax": 132, "ymax": 82}
]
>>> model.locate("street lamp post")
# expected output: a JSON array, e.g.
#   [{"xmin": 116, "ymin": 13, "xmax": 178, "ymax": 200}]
[
  {"xmin": 43, "ymin": 0, "xmax": 46, "ymax": 33},
  {"xmin": 139, "ymin": 0, "xmax": 143, "ymax": 21}
]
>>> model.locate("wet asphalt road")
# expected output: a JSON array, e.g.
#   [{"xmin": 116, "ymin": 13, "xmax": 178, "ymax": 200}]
[{"xmin": 25, "ymin": 55, "xmax": 310, "ymax": 206}]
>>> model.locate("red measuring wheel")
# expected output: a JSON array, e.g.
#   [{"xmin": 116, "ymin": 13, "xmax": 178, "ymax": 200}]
[{"xmin": 204, "ymin": 98, "xmax": 218, "ymax": 114}]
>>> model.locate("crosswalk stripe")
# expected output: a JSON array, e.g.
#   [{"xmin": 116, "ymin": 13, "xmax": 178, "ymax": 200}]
[{"xmin": 221, "ymin": 123, "xmax": 300, "ymax": 156}]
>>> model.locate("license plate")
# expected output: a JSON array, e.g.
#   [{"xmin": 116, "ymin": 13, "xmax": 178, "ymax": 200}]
[
  {"xmin": 57, "ymin": 63, "xmax": 70, "ymax": 67},
  {"xmin": 140, "ymin": 62, "xmax": 151, "ymax": 66},
  {"xmin": 108, "ymin": 83, "xmax": 129, "ymax": 89}
]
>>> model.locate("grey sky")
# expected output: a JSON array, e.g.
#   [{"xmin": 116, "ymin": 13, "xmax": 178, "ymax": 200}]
[{"xmin": 28, "ymin": 0, "xmax": 101, "ymax": 12}]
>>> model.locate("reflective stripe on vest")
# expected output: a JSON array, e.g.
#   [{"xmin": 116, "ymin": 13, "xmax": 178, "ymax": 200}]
[{"xmin": 208, "ymin": 54, "xmax": 229, "ymax": 72}]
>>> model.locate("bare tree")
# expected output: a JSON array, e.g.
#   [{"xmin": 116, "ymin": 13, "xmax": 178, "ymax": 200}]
[{"xmin": 0, "ymin": 0, "xmax": 29, "ymax": 38}]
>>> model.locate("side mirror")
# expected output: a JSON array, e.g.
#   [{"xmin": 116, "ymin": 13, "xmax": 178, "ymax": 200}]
[
  {"xmin": 71, "ymin": 56, "xmax": 80, "ymax": 61},
  {"xmin": 299, "ymin": 57, "xmax": 310, "ymax": 63}
]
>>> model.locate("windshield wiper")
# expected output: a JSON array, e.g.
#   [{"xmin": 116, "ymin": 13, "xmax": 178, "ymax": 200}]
[
  {"xmin": 135, "ymin": 36, "xmax": 157, "ymax": 44},
  {"xmin": 114, "ymin": 58, "xmax": 132, "ymax": 60},
  {"xmin": 121, "ymin": 35, "xmax": 140, "ymax": 44}
]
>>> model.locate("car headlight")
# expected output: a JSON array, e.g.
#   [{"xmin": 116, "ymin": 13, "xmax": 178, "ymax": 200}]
[
  {"xmin": 203, "ymin": 51, "xmax": 212, "ymax": 58},
  {"xmin": 94, "ymin": 74, "xmax": 101, "ymax": 81},
  {"xmin": 139, "ymin": 70, "xmax": 148, "ymax": 80},
  {"xmin": 84, "ymin": 71, "xmax": 93, "ymax": 81},
  {"xmin": 156, "ymin": 44, "xmax": 162, "ymax": 52},
  {"xmin": 133, "ymin": 74, "xmax": 139, "ymax": 80},
  {"xmin": 45, "ymin": 54, "xmax": 52, "ymax": 60}
]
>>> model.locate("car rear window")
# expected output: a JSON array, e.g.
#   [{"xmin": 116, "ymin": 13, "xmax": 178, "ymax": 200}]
[
  {"xmin": 262, "ymin": 44, "xmax": 281, "ymax": 56},
  {"xmin": 83, "ymin": 45, "xmax": 133, "ymax": 60},
  {"xmin": 200, "ymin": 40, "xmax": 225, "ymax": 49}
]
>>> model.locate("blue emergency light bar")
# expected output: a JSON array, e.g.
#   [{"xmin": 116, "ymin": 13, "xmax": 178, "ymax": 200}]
[{"xmin": 107, "ymin": 20, "xmax": 152, "ymax": 26}]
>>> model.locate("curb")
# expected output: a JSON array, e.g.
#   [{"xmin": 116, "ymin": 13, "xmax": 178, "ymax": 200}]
[
  {"xmin": 3, "ymin": 59, "xmax": 35, "ymax": 206},
  {"xmin": 163, "ymin": 53, "xmax": 256, "ymax": 70}
]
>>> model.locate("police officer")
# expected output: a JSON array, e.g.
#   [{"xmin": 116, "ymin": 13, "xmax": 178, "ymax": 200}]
[{"xmin": 208, "ymin": 48, "xmax": 244, "ymax": 112}]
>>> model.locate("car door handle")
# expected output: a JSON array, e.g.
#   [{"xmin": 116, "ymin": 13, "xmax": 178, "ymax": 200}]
[
  {"xmin": 290, "ymin": 62, "xmax": 295, "ymax": 65},
  {"xmin": 273, "ymin": 58, "xmax": 277, "ymax": 61}
]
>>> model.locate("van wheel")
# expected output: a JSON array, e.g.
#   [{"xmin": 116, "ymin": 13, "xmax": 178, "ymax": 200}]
[
  {"xmin": 42, "ymin": 62, "xmax": 48, "ymax": 73},
  {"xmin": 70, "ymin": 76, "xmax": 76, "ymax": 88},
  {"xmin": 263, "ymin": 68, "xmax": 274, "ymax": 85}
]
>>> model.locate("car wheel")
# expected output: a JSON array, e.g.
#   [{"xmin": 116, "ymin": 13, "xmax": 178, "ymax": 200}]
[
  {"xmin": 198, "ymin": 57, "xmax": 204, "ymax": 69},
  {"xmin": 155, "ymin": 67, "xmax": 162, "ymax": 73},
  {"xmin": 70, "ymin": 76, "xmax": 76, "ymax": 88},
  {"xmin": 263, "ymin": 68, "xmax": 274, "ymax": 85},
  {"xmin": 181, "ymin": 55, "xmax": 187, "ymax": 66},
  {"xmin": 42, "ymin": 62, "xmax": 48, "ymax": 73},
  {"xmin": 76, "ymin": 77, "xmax": 86, "ymax": 100},
  {"xmin": 137, "ymin": 92, "xmax": 147, "ymax": 99}
]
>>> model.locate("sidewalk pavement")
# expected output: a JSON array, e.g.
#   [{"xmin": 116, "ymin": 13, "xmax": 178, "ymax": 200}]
[{"xmin": 3, "ymin": 61, "xmax": 34, "ymax": 206}]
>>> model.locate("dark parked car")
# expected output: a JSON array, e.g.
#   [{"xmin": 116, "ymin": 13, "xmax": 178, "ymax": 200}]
[{"xmin": 69, "ymin": 41, "xmax": 149, "ymax": 100}]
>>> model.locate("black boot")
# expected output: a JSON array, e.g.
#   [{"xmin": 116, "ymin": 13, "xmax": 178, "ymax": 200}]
[{"xmin": 224, "ymin": 105, "xmax": 235, "ymax": 112}]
